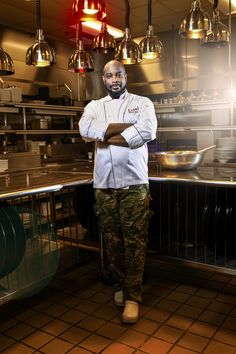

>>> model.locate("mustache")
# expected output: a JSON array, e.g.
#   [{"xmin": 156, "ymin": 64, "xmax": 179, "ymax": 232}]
[{"xmin": 110, "ymin": 84, "xmax": 121, "ymax": 88}]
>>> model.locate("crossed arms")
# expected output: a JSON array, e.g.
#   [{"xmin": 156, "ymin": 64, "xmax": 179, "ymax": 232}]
[{"xmin": 104, "ymin": 123, "xmax": 133, "ymax": 147}]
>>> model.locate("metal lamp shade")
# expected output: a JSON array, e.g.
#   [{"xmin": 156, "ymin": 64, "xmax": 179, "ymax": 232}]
[
  {"xmin": 179, "ymin": 0, "xmax": 212, "ymax": 39},
  {"xmin": 72, "ymin": 0, "xmax": 106, "ymax": 22},
  {"xmin": 201, "ymin": 9, "xmax": 229, "ymax": 47},
  {"xmin": 26, "ymin": 30, "xmax": 56, "ymax": 67},
  {"xmin": 139, "ymin": 25, "xmax": 163, "ymax": 59},
  {"xmin": 115, "ymin": 28, "xmax": 142, "ymax": 64},
  {"xmin": 68, "ymin": 40, "xmax": 94, "ymax": 73},
  {"xmin": 92, "ymin": 22, "xmax": 116, "ymax": 53},
  {"xmin": 0, "ymin": 47, "xmax": 15, "ymax": 75}
]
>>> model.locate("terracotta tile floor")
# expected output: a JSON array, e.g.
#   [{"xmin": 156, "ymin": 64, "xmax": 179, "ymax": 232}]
[{"xmin": 1, "ymin": 257, "xmax": 236, "ymax": 354}]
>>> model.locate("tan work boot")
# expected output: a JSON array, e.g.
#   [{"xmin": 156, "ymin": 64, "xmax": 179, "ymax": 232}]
[
  {"xmin": 122, "ymin": 300, "xmax": 139, "ymax": 323},
  {"xmin": 114, "ymin": 290, "xmax": 124, "ymax": 307}
]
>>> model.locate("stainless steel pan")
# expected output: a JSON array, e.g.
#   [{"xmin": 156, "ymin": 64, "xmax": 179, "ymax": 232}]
[{"xmin": 155, "ymin": 145, "xmax": 216, "ymax": 170}]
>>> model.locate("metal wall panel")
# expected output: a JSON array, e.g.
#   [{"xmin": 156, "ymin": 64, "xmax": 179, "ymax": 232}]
[{"xmin": 0, "ymin": 25, "xmax": 79, "ymax": 99}]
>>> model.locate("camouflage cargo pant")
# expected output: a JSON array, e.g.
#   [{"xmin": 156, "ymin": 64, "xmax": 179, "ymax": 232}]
[{"xmin": 94, "ymin": 184, "xmax": 151, "ymax": 302}]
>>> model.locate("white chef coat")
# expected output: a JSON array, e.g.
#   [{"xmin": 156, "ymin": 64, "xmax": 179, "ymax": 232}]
[{"xmin": 79, "ymin": 91, "xmax": 157, "ymax": 189}]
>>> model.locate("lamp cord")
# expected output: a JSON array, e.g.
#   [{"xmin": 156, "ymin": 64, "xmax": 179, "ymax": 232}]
[
  {"xmin": 148, "ymin": 0, "xmax": 152, "ymax": 26},
  {"xmin": 125, "ymin": 0, "xmax": 130, "ymax": 28},
  {"xmin": 36, "ymin": 0, "xmax": 41, "ymax": 29},
  {"xmin": 213, "ymin": 0, "xmax": 218, "ymax": 11},
  {"xmin": 79, "ymin": 21, "xmax": 82, "ymax": 41}
]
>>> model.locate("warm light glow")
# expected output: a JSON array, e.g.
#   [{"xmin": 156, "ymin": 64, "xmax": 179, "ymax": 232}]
[
  {"xmin": 36, "ymin": 60, "xmax": 50, "ymax": 67},
  {"xmin": 36, "ymin": 62, "xmax": 50, "ymax": 67},
  {"xmin": 228, "ymin": 87, "xmax": 236, "ymax": 99},
  {"xmin": 83, "ymin": 0, "xmax": 99, "ymax": 14},
  {"xmin": 81, "ymin": 21, "xmax": 124, "ymax": 38},
  {"xmin": 142, "ymin": 52, "xmax": 158, "ymax": 59},
  {"xmin": 83, "ymin": 9, "xmax": 98, "ymax": 14},
  {"xmin": 122, "ymin": 58, "xmax": 134, "ymax": 64},
  {"xmin": 72, "ymin": 0, "xmax": 106, "ymax": 22},
  {"xmin": 35, "ymin": 50, "xmax": 50, "ymax": 67}
]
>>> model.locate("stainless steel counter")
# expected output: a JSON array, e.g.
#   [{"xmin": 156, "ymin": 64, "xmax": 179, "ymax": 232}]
[
  {"xmin": 148, "ymin": 162, "xmax": 236, "ymax": 187},
  {"xmin": 0, "ymin": 161, "xmax": 93, "ymax": 200},
  {"xmin": 1, "ymin": 160, "xmax": 236, "ymax": 201}
]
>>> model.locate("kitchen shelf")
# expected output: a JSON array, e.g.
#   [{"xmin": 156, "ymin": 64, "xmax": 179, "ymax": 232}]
[
  {"xmin": 15, "ymin": 130, "xmax": 80, "ymax": 135},
  {"xmin": 0, "ymin": 103, "xmax": 83, "ymax": 157},
  {"xmin": 154, "ymin": 99, "xmax": 233, "ymax": 112},
  {"xmin": 16, "ymin": 102, "xmax": 84, "ymax": 112},
  {"xmin": 0, "ymin": 130, "xmax": 80, "ymax": 135},
  {"xmin": 0, "ymin": 107, "xmax": 19, "ymax": 113},
  {"xmin": 0, "ymin": 130, "xmax": 17, "ymax": 134},
  {"xmin": 158, "ymin": 125, "xmax": 236, "ymax": 132}
]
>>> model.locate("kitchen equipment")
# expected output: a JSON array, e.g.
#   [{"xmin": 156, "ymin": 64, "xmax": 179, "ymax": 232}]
[
  {"xmin": 0, "ymin": 158, "xmax": 8, "ymax": 172},
  {"xmin": 10, "ymin": 87, "xmax": 22, "ymax": 102},
  {"xmin": 214, "ymin": 137, "xmax": 236, "ymax": 163},
  {"xmin": 31, "ymin": 117, "xmax": 48, "ymax": 129},
  {"xmin": 7, "ymin": 152, "xmax": 41, "ymax": 170},
  {"xmin": 156, "ymin": 145, "xmax": 216, "ymax": 170},
  {"xmin": 0, "ymin": 203, "xmax": 26, "ymax": 278},
  {"xmin": 0, "ymin": 88, "xmax": 11, "ymax": 102},
  {"xmin": 216, "ymin": 137, "xmax": 236, "ymax": 148}
]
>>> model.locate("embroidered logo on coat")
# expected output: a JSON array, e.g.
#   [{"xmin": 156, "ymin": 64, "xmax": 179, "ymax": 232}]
[{"xmin": 128, "ymin": 106, "xmax": 139, "ymax": 114}]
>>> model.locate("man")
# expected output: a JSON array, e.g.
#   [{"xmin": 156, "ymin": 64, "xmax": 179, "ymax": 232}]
[{"xmin": 79, "ymin": 60, "xmax": 157, "ymax": 324}]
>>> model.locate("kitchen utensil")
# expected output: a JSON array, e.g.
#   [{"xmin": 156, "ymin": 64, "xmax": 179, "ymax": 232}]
[{"xmin": 156, "ymin": 145, "xmax": 216, "ymax": 170}]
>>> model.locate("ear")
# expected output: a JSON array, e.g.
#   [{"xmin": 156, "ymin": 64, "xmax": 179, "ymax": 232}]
[{"xmin": 102, "ymin": 75, "xmax": 105, "ymax": 84}]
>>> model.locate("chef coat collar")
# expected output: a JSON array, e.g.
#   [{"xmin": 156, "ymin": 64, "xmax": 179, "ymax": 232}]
[{"xmin": 104, "ymin": 90, "xmax": 127, "ymax": 101}]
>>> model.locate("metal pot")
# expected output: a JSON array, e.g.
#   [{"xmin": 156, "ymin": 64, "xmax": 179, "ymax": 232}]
[{"xmin": 156, "ymin": 145, "xmax": 216, "ymax": 170}]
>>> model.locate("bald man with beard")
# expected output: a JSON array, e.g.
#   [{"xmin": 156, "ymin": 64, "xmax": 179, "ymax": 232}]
[{"xmin": 79, "ymin": 60, "xmax": 157, "ymax": 323}]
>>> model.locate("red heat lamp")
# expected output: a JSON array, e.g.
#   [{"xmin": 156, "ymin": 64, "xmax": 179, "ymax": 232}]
[{"xmin": 72, "ymin": 0, "xmax": 106, "ymax": 22}]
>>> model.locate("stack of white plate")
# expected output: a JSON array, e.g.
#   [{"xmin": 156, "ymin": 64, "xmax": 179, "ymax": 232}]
[{"xmin": 214, "ymin": 137, "xmax": 236, "ymax": 163}]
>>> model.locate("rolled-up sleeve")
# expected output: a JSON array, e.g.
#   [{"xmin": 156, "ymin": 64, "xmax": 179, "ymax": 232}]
[
  {"xmin": 79, "ymin": 101, "xmax": 109, "ymax": 142},
  {"xmin": 121, "ymin": 97, "xmax": 157, "ymax": 149}
]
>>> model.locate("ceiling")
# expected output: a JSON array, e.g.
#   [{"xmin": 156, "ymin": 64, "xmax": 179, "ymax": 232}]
[{"xmin": 0, "ymin": 0, "xmax": 232, "ymax": 46}]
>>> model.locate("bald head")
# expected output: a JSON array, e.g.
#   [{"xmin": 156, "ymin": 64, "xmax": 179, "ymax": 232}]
[
  {"xmin": 102, "ymin": 60, "xmax": 127, "ymax": 99},
  {"xmin": 103, "ymin": 60, "xmax": 126, "ymax": 76}
]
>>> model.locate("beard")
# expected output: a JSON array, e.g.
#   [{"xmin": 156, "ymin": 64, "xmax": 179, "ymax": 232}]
[{"xmin": 106, "ymin": 83, "xmax": 126, "ymax": 99}]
